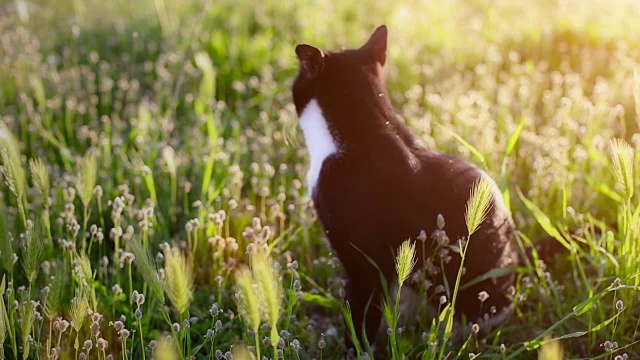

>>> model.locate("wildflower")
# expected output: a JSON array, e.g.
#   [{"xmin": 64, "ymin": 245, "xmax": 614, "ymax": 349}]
[
  {"xmin": 111, "ymin": 321, "xmax": 124, "ymax": 332},
  {"xmin": 83, "ymin": 340, "xmax": 93, "ymax": 350},
  {"xmin": 91, "ymin": 312, "xmax": 102, "ymax": 323},
  {"xmin": 97, "ymin": 338, "xmax": 108, "ymax": 350},
  {"xmin": 472, "ymin": 324, "xmax": 480, "ymax": 334},
  {"xmin": 603, "ymin": 341, "xmax": 614, "ymax": 352},
  {"xmin": 478, "ymin": 291, "xmax": 490, "ymax": 302},
  {"xmin": 91, "ymin": 322, "xmax": 100, "ymax": 336},
  {"xmin": 616, "ymin": 300, "xmax": 624, "ymax": 311},
  {"xmin": 318, "ymin": 335, "xmax": 326, "ymax": 349},
  {"xmin": 439, "ymin": 296, "xmax": 447, "ymax": 305},
  {"xmin": 135, "ymin": 308, "xmax": 143, "ymax": 319},
  {"xmin": 210, "ymin": 303, "xmax": 220, "ymax": 316},
  {"xmin": 293, "ymin": 280, "xmax": 302, "ymax": 291},
  {"xmin": 291, "ymin": 339, "xmax": 301, "ymax": 352},
  {"xmin": 437, "ymin": 214, "xmax": 446, "ymax": 229},
  {"xmin": 172, "ymin": 323, "xmax": 180, "ymax": 332},
  {"xmin": 58, "ymin": 319, "xmax": 70, "ymax": 333},
  {"xmin": 112, "ymin": 284, "xmax": 123, "ymax": 295}
]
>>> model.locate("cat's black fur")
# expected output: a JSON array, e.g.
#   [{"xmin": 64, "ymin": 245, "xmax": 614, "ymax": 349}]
[{"xmin": 292, "ymin": 25, "xmax": 520, "ymax": 346}]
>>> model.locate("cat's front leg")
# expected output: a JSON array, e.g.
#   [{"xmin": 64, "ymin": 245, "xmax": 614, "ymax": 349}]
[{"xmin": 343, "ymin": 266, "xmax": 385, "ymax": 355}]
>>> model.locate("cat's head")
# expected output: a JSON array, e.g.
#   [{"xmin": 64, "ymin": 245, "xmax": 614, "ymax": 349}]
[{"xmin": 292, "ymin": 25, "xmax": 388, "ymax": 116}]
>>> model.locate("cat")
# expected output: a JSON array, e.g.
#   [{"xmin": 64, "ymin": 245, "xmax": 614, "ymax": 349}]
[{"xmin": 292, "ymin": 25, "xmax": 520, "ymax": 349}]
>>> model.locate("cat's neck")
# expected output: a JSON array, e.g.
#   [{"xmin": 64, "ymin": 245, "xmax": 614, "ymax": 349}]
[
  {"xmin": 299, "ymin": 92, "xmax": 422, "ymax": 194},
  {"xmin": 325, "ymin": 91, "xmax": 417, "ymax": 152},
  {"xmin": 299, "ymin": 98, "xmax": 338, "ymax": 194}
]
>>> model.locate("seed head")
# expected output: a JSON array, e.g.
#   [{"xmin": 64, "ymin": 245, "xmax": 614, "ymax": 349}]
[{"xmin": 395, "ymin": 240, "xmax": 417, "ymax": 285}]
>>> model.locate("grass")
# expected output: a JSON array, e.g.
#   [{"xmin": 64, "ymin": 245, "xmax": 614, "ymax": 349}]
[{"xmin": 1, "ymin": 0, "xmax": 640, "ymax": 358}]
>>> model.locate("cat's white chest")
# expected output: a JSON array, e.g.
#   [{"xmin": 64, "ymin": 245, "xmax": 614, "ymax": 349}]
[{"xmin": 299, "ymin": 99, "xmax": 338, "ymax": 195}]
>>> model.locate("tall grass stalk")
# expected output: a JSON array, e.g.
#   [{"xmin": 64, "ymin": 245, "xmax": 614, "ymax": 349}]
[
  {"xmin": 18, "ymin": 301, "xmax": 35, "ymax": 359},
  {"xmin": 440, "ymin": 176, "xmax": 494, "ymax": 358},
  {"xmin": 0, "ymin": 197, "xmax": 13, "ymax": 274},
  {"xmin": 386, "ymin": 240, "xmax": 416, "ymax": 358},
  {"xmin": 0, "ymin": 276, "xmax": 7, "ymax": 359},
  {"xmin": 163, "ymin": 248, "xmax": 194, "ymax": 318},
  {"xmin": 251, "ymin": 250, "xmax": 283, "ymax": 357},
  {"xmin": 75, "ymin": 153, "xmax": 97, "ymax": 246},
  {"xmin": 21, "ymin": 221, "xmax": 44, "ymax": 286},
  {"xmin": 29, "ymin": 158, "xmax": 52, "ymax": 242},
  {"xmin": 0, "ymin": 124, "xmax": 27, "ymax": 227},
  {"xmin": 234, "ymin": 265, "xmax": 262, "ymax": 358},
  {"xmin": 610, "ymin": 139, "xmax": 636, "ymax": 276},
  {"xmin": 129, "ymin": 236, "xmax": 165, "ymax": 303}
]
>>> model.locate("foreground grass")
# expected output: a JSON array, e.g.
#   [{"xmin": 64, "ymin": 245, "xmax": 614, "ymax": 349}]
[{"xmin": 1, "ymin": 0, "xmax": 640, "ymax": 358}]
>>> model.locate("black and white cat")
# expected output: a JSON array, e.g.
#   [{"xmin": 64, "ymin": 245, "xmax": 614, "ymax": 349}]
[{"xmin": 292, "ymin": 25, "xmax": 520, "ymax": 347}]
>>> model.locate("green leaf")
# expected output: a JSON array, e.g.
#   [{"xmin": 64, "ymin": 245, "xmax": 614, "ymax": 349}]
[
  {"xmin": 517, "ymin": 189, "xmax": 573, "ymax": 252},
  {"xmin": 633, "ymin": 68, "xmax": 640, "ymax": 129},
  {"xmin": 300, "ymin": 293, "xmax": 334, "ymax": 308},
  {"xmin": 460, "ymin": 266, "xmax": 520, "ymax": 291},
  {"xmin": 572, "ymin": 288, "xmax": 608, "ymax": 316},
  {"xmin": 194, "ymin": 51, "xmax": 217, "ymax": 115},
  {"xmin": 201, "ymin": 149, "xmax": 216, "ymax": 200},
  {"xmin": 0, "ymin": 197, "xmax": 12, "ymax": 273},
  {"xmin": 438, "ymin": 124, "xmax": 485, "ymax": 165},
  {"xmin": 505, "ymin": 120, "xmax": 525, "ymax": 157},
  {"xmin": 341, "ymin": 302, "xmax": 363, "ymax": 355}
]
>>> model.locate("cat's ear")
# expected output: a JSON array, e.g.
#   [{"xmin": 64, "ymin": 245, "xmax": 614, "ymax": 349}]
[
  {"xmin": 362, "ymin": 25, "xmax": 387, "ymax": 66},
  {"xmin": 295, "ymin": 44, "xmax": 324, "ymax": 78}
]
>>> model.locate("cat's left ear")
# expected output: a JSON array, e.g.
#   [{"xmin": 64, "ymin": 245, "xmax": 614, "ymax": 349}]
[
  {"xmin": 362, "ymin": 25, "xmax": 387, "ymax": 66},
  {"xmin": 296, "ymin": 44, "xmax": 324, "ymax": 78}
]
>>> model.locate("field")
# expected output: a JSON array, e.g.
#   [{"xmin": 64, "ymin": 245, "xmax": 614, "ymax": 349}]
[{"xmin": 1, "ymin": 0, "xmax": 640, "ymax": 358}]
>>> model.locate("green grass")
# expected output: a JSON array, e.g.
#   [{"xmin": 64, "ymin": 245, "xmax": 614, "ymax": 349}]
[{"xmin": 1, "ymin": 0, "xmax": 640, "ymax": 358}]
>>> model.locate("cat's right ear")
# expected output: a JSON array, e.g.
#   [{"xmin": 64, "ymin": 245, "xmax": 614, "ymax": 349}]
[{"xmin": 295, "ymin": 44, "xmax": 324, "ymax": 78}]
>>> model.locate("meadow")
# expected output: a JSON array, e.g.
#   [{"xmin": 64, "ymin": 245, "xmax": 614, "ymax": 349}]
[{"xmin": 1, "ymin": 0, "xmax": 640, "ymax": 358}]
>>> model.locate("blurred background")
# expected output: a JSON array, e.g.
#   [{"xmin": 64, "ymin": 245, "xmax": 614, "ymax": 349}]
[
  {"xmin": 2, "ymin": 0, "xmax": 640, "ymax": 358},
  {"xmin": 3, "ymin": 0, "xmax": 640, "ymax": 228}
]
